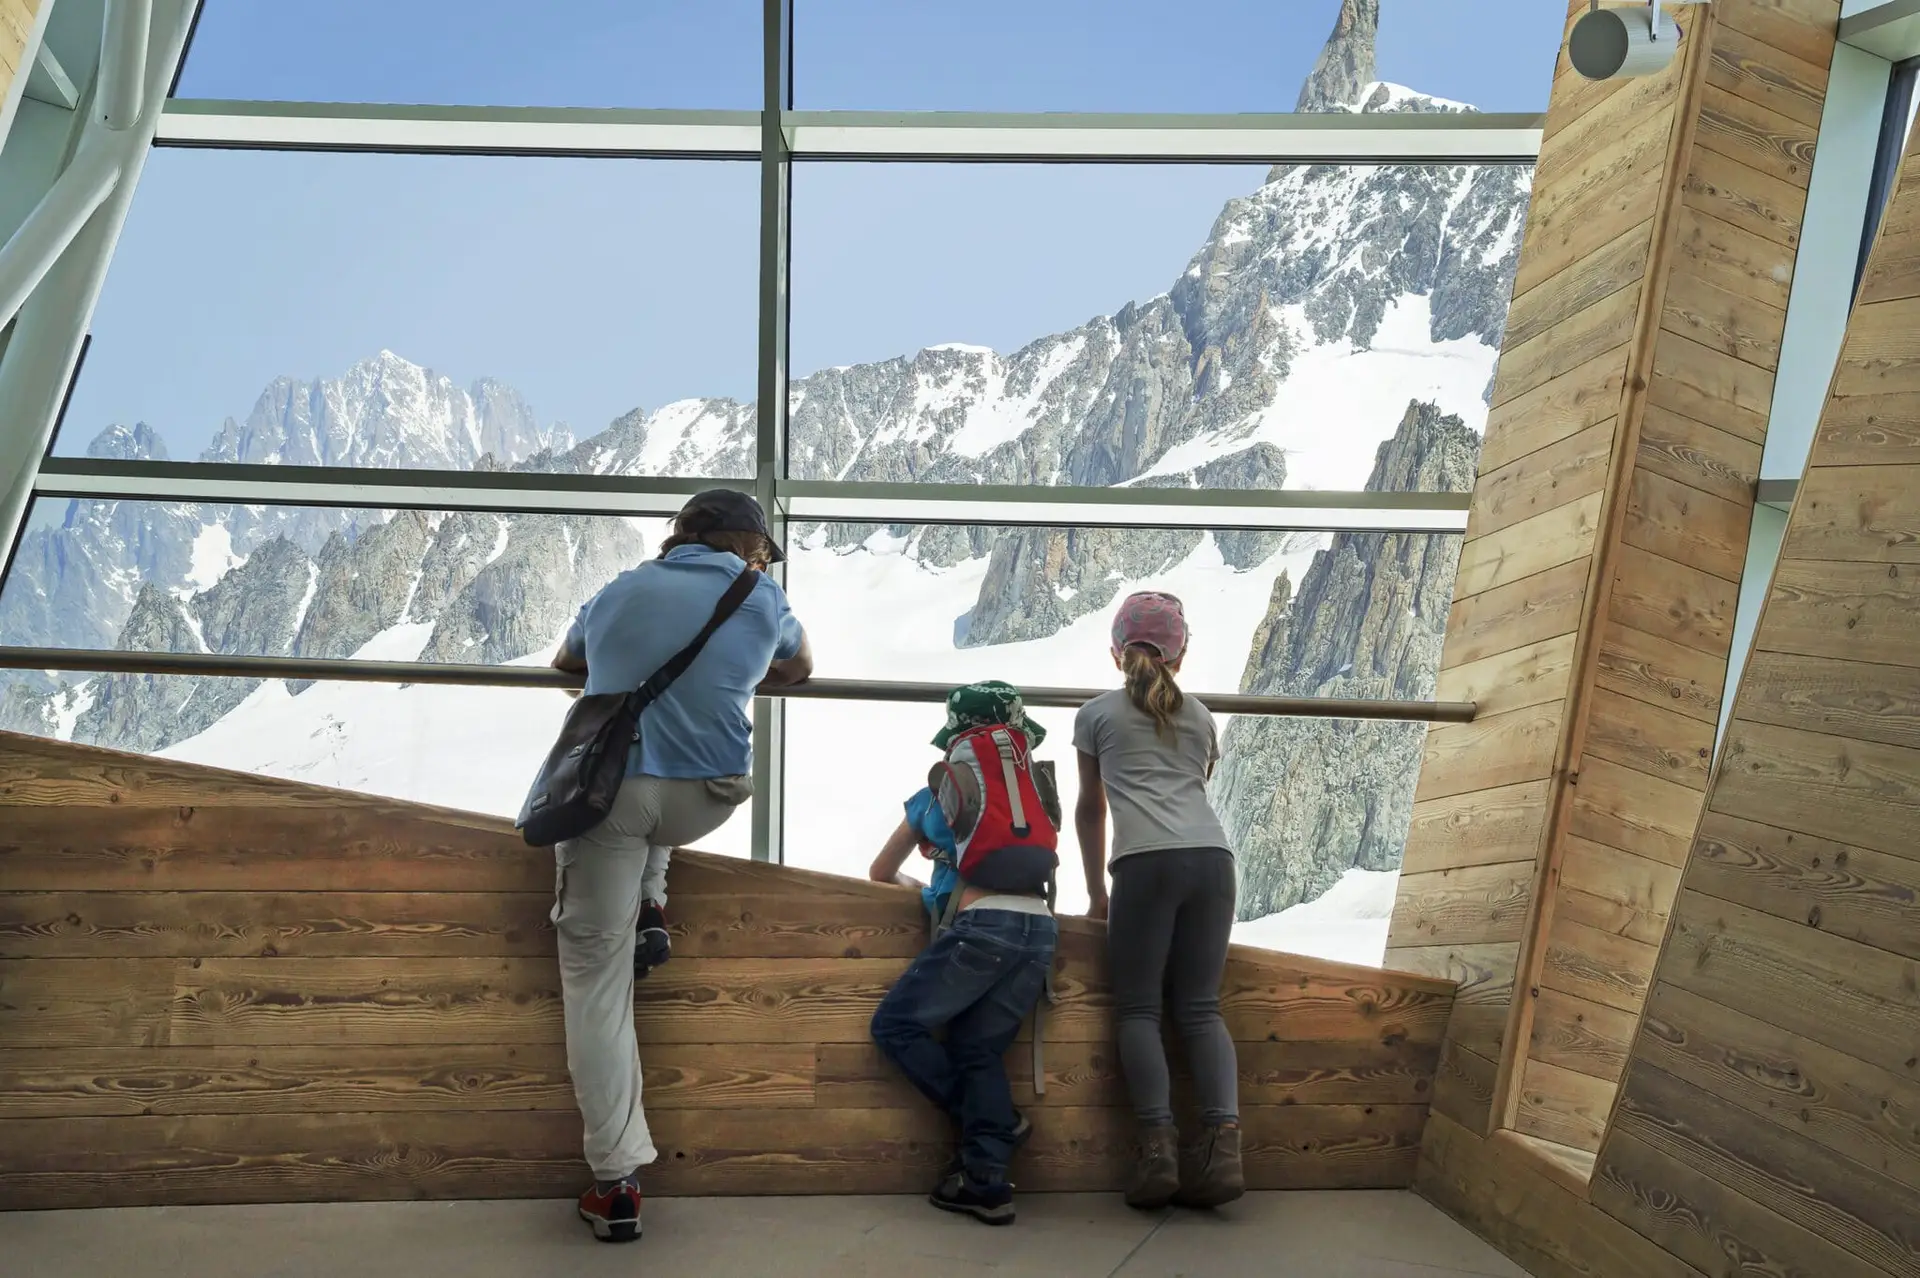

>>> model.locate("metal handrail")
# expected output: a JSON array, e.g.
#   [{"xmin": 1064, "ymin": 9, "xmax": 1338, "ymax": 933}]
[{"xmin": 0, "ymin": 647, "xmax": 1476, "ymax": 723}]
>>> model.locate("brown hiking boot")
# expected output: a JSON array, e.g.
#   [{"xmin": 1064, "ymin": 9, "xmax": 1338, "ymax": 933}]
[
  {"xmin": 1174, "ymin": 1123, "xmax": 1245, "ymax": 1208},
  {"xmin": 1124, "ymin": 1122, "xmax": 1180, "ymax": 1210}
]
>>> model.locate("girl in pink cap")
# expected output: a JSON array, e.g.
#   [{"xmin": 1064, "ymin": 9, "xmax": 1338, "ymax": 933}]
[{"xmin": 1073, "ymin": 590, "xmax": 1243, "ymax": 1210}]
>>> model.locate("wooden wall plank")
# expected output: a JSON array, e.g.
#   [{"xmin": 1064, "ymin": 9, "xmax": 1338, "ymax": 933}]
[
  {"xmin": 1581, "ymin": 687, "xmax": 1717, "ymax": 790},
  {"xmin": 1504, "ymin": 225, "xmax": 1654, "ymax": 353},
  {"xmin": 1687, "ymin": 810, "xmax": 1920, "ymax": 958},
  {"xmin": 1558, "ymin": 837, "xmax": 1685, "ymax": 941},
  {"xmin": 1529, "ymin": 986, "xmax": 1639, "ymax": 1082},
  {"xmin": 1567, "ymin": 755, "xmax": 1708, "ymax": 868},
  {"xmin": 1703, "ymin": 21, "xmax": 1829, "ymax": 130},
  {"xmin": 1595, "ymin": 1128, "xmax": 1887, "ymax": 1278},
  {"xmin": 1714, "ymin": 719, "xmax": 1920, "ymax": 858},
  {"xmin": 1784, "ymin": 462, "xmax": 1920, "ymax": 563},
  {"xmin": 1682, "ymin": 145, "xmax": 1810, "ymax": 251},
  {"xmin": 1431, "ymin": 1039, "xmax": 1499, "ymax": 1132},
  {"xmin": 1760, "ymin": 559, "xmax": 1920, "ymax": 665},
  {"xmin": 0, "ymin": 1043, "xmax": 811, "ymax": 1116},
  {"xmin": 1735, "ymin": 649, "xmax": 1920, "ymax": 751},
  {"xmin": 1440, "ymin": 558, "xmax": 1591, "ymax": 668},
  {"xmin": 1540, "ymin": 918, "xmax": 1661, "ymax": 1015},
  {"xmin": 1468, "ymin": 424, "xmax": 1615, "ymax": 541},
  {"xmin": 1612, "ymin": 1063, "xmax": 1920, "ymax": 1275},
  {"xmin": 1647, "ymin": 329, "xmax": 1777, "ymax": 444},
  {"xmin": 1636, "ymin": 402, "xmax": 1765, "ymax": 507},
  {"xmin": 1402, "ymin": 780, "xmax": 1552, "ymax": 877},
  {"xmin": 1605, "ymin": 543, "xmax": 1739, "ymax": 656},
  {"xmin": 1453, "ymin": 491, "xmax": 1606, "ymax": 601},
  {"xmin": 1691, "ymin": 83, "xmax": 1820, "ymax": 188},
  {"xmin": 1671, "ymin": 203, "xmax": 1799, "ymax": 312},
  {"xmin": 1480, "ymin": 351, "xmax": 1626, "ymax": 476},
  {"xmin": 1621, "ymin": 469, "xmax": 1755, "ymax": 585},
  {"xmin": 1593, "ymin": 618, "xmax": 1727, "ymax": 724},
  {"xmin": 1434, "ymin": 632, "xmax": 1577, "ymax": 719},
  {"xmin": 1493, "ymin": 287, "xmax": 1643, "ymax": 408},
  {"xmin": 1412, "ymin": 704, "xmax": 1563, "ymax": 803},
  {"xmin": 0, "ymin": 1104, "xmax": 1430, "ymax": 1207},
  {"xmin": 1659, "ymin": 268, "xmax": 1788, "ymax": 370},
  {"xmin": 1657, "ymin": 890, "xmax": 1919, "ymax": 1079},
  {"xmin": 1635, "ymin": 983, "xmax": 1920, "ymax": 1190},
  {"xmin": 1814, "ymin": 391, "xmax": 1920, "ymax": 466},
  {"xmin": 1390, "ymin": 863, "xmax": 1534, "ymax": 949},
  {"xmin": 1384, "ymin": 943, "xmax": 1518, "ymax": 1064},
  {"xmin": 1516, "ymin": 1056, "xmax": 1618, "ymax": 1152}
]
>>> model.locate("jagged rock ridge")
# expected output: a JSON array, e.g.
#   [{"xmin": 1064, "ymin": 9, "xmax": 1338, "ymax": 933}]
[{"xmin": 1209, "ymin": 400, "xmax": 1480, "ymax": 917}]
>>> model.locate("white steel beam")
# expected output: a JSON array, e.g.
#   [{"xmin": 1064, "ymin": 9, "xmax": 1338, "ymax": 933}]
[
  {"xmin": 156, "ymin": 102, "xmax": 765, "ymax": 156},
  {"xmin": 31, "ymin": 463, "xmax": 711, "ymax": 517},
  {"xmin": 97, "ymin": 0, "xmax": 153, "ymax": 130},
  {"xmin": 0, "ymin": 0, "xmax": 201, "ymax": 565},
  {"xmin": 0, "ymin": 138, "xmax": 119, "ymax": 331},
  {"xmin": 784, "ymin": 111, "xmax": 1545, "ymax": 163},
  {"xmin": 785, "ymin": 490, "xmax": 1469, "ymax": 533},
  {"xmin": 32, "ymin": 461, "xmax": 1471, "ymax": 531},
  {"xmin": 154, "ymin": 101, "xmax": 1545, "ymax": 164}
]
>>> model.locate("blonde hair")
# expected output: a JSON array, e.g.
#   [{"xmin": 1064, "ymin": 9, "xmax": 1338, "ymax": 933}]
[{"xmin": 1121, "ymin": 643, "xmax": 1184, "ymax": 740}]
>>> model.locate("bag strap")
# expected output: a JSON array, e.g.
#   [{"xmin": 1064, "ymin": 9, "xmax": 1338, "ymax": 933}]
[
  {"xmin": 622, "ymin": 566, "xmax": 761, "ymax": 720},
  {"xmin": 990, "ymin": 728, "xmax": 1031, "ymax": 838}
]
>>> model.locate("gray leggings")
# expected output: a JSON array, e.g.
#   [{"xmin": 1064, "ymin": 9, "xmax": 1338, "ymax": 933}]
[{"xmin": 1108, "ymin": 846, "xmax": 1240, "ymax": 1128}]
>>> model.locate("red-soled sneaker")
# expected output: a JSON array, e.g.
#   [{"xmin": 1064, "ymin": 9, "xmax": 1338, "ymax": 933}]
[{"xmin": 578, "ymin": 1175, "xmax": 642, "ymax": 1243}]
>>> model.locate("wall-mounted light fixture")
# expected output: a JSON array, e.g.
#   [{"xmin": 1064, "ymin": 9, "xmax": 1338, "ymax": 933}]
[{"xmin": 1568, "ymin": 2, "xmax": 1705, "ymax": 81}]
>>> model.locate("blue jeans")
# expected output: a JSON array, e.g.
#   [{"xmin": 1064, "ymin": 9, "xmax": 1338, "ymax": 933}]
[{"xmin": 870, "ymin": 908, "xmax": 1059, "ymax": 1186}]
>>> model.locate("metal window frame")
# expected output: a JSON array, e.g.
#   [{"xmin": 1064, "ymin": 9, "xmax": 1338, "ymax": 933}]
[
  {"xmin": 0, "ymin": 0, "xmax": 1518, "ymax": 867},
  {"xmin": 151, "ymin": 99, "xmax": 1545, "ymax": 165},
  {"xmin": 1857, "ymin": 54, "xmax": 1920, "ymax": 293}
]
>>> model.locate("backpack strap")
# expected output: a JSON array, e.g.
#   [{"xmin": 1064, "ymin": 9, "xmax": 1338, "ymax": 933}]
[
  {"xmin": 1030, "ymin": 870, "xmax": 1057, "ymax": 1096},
  {"xmin": 989, "ymin": 728, "xmax": 1031, "ymax": 839}
]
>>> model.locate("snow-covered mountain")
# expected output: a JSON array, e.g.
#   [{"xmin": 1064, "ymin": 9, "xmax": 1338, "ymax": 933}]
[{"xmin": 0, "ymin": 0, "xmax": 1526, "ymax": 953}]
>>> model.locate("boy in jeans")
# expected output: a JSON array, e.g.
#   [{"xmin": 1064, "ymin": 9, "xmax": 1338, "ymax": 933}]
[{"xmin": 868, "ymin": 681, "xmax": 1061, "ymax": 1226}]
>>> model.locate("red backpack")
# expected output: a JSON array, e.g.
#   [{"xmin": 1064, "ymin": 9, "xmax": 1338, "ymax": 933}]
[{"xmin": 927, "ymin": 724, "xmax": 1061, "ymax": 905}]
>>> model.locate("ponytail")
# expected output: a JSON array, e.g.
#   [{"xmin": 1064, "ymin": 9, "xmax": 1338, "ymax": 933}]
[{"xmin": 1121, "ymin": 643, "xmax": 1184, "ymax": 740}]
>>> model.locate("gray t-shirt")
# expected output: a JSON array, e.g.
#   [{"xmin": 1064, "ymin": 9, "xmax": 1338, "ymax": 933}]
[{"xmin": 1073, "ymin": 689, "xmax": 1232, "ymax": 864}]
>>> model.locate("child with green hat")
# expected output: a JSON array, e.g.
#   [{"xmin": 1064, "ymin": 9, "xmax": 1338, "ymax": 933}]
[{"xmin": 867, "ymin": 680, "xmax": 1062, "ymax": 1225}]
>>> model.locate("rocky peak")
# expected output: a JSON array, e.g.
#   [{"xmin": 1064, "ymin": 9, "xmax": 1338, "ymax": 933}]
[
  {"xmin": 198, "ymin": 351, "xmax": 558, "ymax": 471},
  {"xmin": 85, "ymin": 422, "xmax": 169, "ymax": 461},
  {"xmin": 1209, "ymin": 398, "xmax": 1482, "ymax": 917},
  {"xmin": 1296, "ymin": 0, "xmax": 1379, "ymax": 112}
]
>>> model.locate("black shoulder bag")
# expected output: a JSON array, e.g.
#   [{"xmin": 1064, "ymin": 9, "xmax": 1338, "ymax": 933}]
[{"xmin": 518, "ymin": 567, "xmax": 760, "ymax": 847}]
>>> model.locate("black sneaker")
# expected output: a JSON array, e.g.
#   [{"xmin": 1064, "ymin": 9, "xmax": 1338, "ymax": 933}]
[
  {"xmin": 930, "ymin": 1171, "xmax": 1015, "ymax": 1226},
  {"xmin": 634, "ymin": 901, "xmax": 671, "ymax": 980}
]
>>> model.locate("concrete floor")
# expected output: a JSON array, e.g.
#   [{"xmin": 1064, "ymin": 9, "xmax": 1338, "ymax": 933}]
[{"xmin": 2, "ymin": 1190, "xmax": 1526, "ymax": 1278}]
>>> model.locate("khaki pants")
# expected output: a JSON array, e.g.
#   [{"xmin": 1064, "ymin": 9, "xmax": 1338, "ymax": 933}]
[{"xmin": 552, "ymin": 773, "xmax": 749, "ymax": 1180}]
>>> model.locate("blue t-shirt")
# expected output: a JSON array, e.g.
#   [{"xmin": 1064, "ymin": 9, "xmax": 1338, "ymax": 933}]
[
  {"xmin": 904, "ymin": 786, "xmax": 959, "ymax": 921},
  {"xmin": 561, "ymin": 545, "xmax": 804, "ymax": 779}
]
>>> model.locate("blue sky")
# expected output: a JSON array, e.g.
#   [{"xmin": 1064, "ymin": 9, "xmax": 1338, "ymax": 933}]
[{"xmin": 58, "ymin": 0, "xmax": 1564, "ymax": 460}]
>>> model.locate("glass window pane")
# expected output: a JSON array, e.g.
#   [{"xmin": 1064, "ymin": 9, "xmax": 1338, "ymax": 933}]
[
  {"xmin": 794, "ymin": 1, "xmax": 1562, "ymax": 113},
  {"xmin": 55, "ymin": 150, "xmax": 758, "ymax": 477},
  {"xmin": 0, "ymin": 494, "xmax": 755, "ymax": 855},
  {"xmin": 788, "ymin": 161, "xmax": 1522, "ymax": 493},
  {"xmin": 780, "ymin": 518, "xmax": 1464, "ymax": 966},
  {"xmin": 177, "ymin": 0, "xmax": 762, "ymax": 109}
]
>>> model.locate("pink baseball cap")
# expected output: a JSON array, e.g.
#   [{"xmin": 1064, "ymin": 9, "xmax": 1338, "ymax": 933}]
[{"xmin": 1112, "ymin": 591, "xmax": 1190, "ymax": 662}]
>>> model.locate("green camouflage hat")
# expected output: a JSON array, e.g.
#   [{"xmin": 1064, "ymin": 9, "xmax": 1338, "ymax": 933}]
[{"xmin": 932, "ymin": 679, "xmax": 1046, "ymax": 750}]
